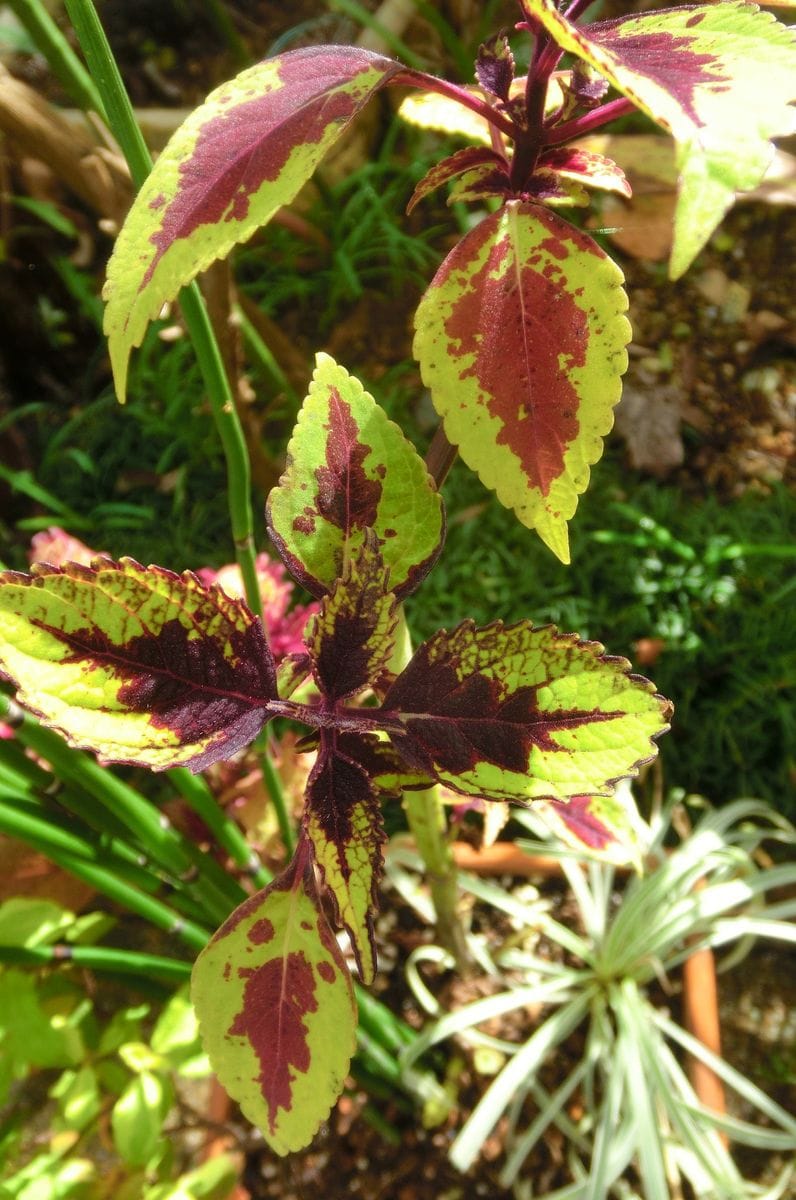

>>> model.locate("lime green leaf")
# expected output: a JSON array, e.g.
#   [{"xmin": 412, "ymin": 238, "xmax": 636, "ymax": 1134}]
[
  {"xmin": 104, "ymin": 46, "xmax": 406, "ymax": 399},
  {"xmin": 192, "ymin": 842, "xmax": 356, "ymax": 1155},
  {"xmin": 526, "ymin": 0, "xmax": 796, "ymax": 276},
  {"xmin": 382, "ymin": 619, "xmax": 671, "ymax": 802},
  {"xmin": 267, "ymin": 353, "xmax": 444, "ymax": 597},
  {"xmin": 304, "ymin": 747, "xmax": 385, "ymax": 984},
  {"xmin": 50, "ymin": 1065, "xmax": 101, "ymax": 1132},
  {"xmin": 0, "ymin": 559, "xmax": 276, "ymax": 770},
  {"xmin": 111, "ymin": 1070, "xmax": 168, "ymax": 1167},
  {"xmin": 414, "ymin": 202, "xmax": 629, "ymax": 562},
  {"xmin": 0, "ymin": 970, "xmax": 84, "ymax": 1070},
  {"xmin": 0, "ymin": 898, "xmax": 72, "ymax": 948}
]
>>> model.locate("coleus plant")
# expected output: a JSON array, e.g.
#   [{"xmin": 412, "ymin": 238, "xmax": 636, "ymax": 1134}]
[
  {"xmin": 0, "ymin": 355, "xmax": 671, "ymax": 1153},
  {"xmin": 102, "ymin": 0, "xmax": 795, "ymax": 561}
]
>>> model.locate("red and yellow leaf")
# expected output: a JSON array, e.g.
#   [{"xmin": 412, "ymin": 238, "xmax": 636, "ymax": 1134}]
[
  {"xmin": 413, "ymin": 202, "xmax": 629, "ymax": 563},
  {"xmin": 192, "ymin": 843, "xmax": 356, "ymax": 1155},
  {"xmin": 267, "ymin": 354, "xmax": 444, "ymax": 598},
  {"xmin": 381, "ymin": 619, "xmax": 671, "ymax": 803},
  {"xmin": 407, "ymin": 147, "xmax": 508, "ymax": 214},
  {"xmin": 305, "ymin": 535, "xmax": 398, "ymax": 701},
  {"xmin": 537, "ymin": 147, "xmax": 631, "ymax": 199},
  {"xmin": 0, "ymin": 559, "xmax": 275, "ymax": 770},
  {"xmin": 527, "ymin": 0, "xmax": 796, "ymax": 275},
  {"xmin": 104, "ymin": 47, "xmax": 405, "ymax": 399},
  {"xmin": 539, "ymin": 787, "xmax": 642, "ymax": 868},
  {"xmin": 304, "ymin": 745, "xmax": 385, "ymax": 983}
]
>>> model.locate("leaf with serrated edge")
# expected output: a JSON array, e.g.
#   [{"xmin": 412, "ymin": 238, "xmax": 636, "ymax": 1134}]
[
  {"xmin": 407, "ymin": 146, "xmax": 508, "ymax": 214},
  {"xmin": 414, "ymin": 202, "xmax": 629, "ymax": 563},
  {"xmin": 304, "ymin": 745, "xmax": 385, "ymax": 983},
  {"xmin": 104, "ymin": 46, "xmax": 406, "ymax": 399},
  {"xmin": 267, "ymin": 353, "xmax": 444, "ymax": 598},
  {"xmin": 337, "ymin": 732, "xmax": 434, "ymax": 794},
  {"xmin": 0, "ymin": 559, "xmax": 275, "ymax": 770},
  {"xmin": 537, "ymin": 147, "xmax": 631, "ymax": 198},
  {"xmin": 525, "ymin": 0, "xmax": 796, "ymax": 276},
  {"xmin": 305, "ymin": 535, "xmax": 398, "ymax": 701},
  {"xmin": 192, "ymin": 842, "xmax": 356, "ymax": 1155},
  {"xmin": 381, "ymin": 619, "xmax": 671, "ymax": 803}
]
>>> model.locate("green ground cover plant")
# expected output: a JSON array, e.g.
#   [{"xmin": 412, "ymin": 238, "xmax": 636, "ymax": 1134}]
[{"xmin": 0, "ymin": 0, "xmax": 794, "ymax": 1182}]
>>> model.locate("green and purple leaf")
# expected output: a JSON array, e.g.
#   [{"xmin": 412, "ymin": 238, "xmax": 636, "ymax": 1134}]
[
  {"xmin": 475, "ymin": 34, "xmax": 515, "ymax": 102},
  {"xmin": 381, "ymin": 619, "xmax": 671, "ymax": 803},
  {"xmin": 537, "ymin": 147, "xmax": 631, "ymax": 199},
  {"xmin": 103, "ymin": 46, "xmax": 407, "ymax": 399},
  {"xmin": 413, "ymin": 202, "xmax": 629, "ymax": 563},
  {"xmin": 407, "ymin": 147, "xmax": 508, "ymax": 214},
  {"xmin": 192, "ymin": 842, "xmax": 356, "ymax": 1155},
  {"xmin": 539, "ymin": 787, "xmax": 642, "ymax": 868},
  {"xmin": 0, "ymin": 559, "xmax": 275, "ymax": 770},
  {"xmin": 304, "ymin": 743, "xmax": 385, "ymax": 983},
  {"xmin": 267, "ymin": 354, "xmax": 444, "ymax": 598},
  {"xmin": 528, "ymin": 0, "xmax": 796, "ymax": 275},
  {"xmin": 304, "ymin": 536, "xmax": 398, "ymax": 701}
]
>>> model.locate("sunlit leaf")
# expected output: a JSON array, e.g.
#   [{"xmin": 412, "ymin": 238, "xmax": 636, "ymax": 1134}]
[
  {"xmin": 0, "ymin": 559, "xmax": 275, "ymax": 770},
  {"xmin": 267, "ymin": 353, "xmax": 444, "ymax": 597},
  {"xmin": 111, "ymin": 1070, "xmax": 167, "ymax": 1167},
  {"xmin": 304, "ymin": 746, "xmax": 385, "ymax": 983},
  {"xmin": 526, "ymin": 0, "xmax": 796, "ymax": 275},
  {"xmin": 305, "ymin": 535, "xmax": 398, "ymax": 701},
  {"xmin": 192, "ymin": 843, "xmax": 356, "ymax": 1154},
  {"xmin": 414, "ymin": 202, "xmax": 629, "ymax": 562},
  {"xmin": 407, "ymin": 146, "xmax": 508, "ymax": 213},
  {"xmin": 539, "ymin": 785, "xmax": 643, "ymax": 868},
  {"xmin": 104, "ymin": 46, "xmax": 406, "ymax": 399},
  {"xmin": 537, "ymin": 146, "xmax": 631, "ymax": 198},
  {"xmin": 381, "ymin": 619, "xmax": 671, "ymax": 802}
]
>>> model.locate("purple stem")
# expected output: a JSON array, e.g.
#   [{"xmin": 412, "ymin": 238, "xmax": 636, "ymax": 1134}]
[
  {"xmin": 395, "ymin": 69, "xmax": 518, "ymax": 141},
  {"xmin": 564, "ymin": 0, "xmax": 598, "ymax": 22},
  {"xmin": 543, "ymin": 96, "xmax": 636, "ymax": 145}
]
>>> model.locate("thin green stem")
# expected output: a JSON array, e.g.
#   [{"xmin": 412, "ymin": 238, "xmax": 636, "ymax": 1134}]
[
  {"xmin": 0, "ymin": 943, "xmax": 191, "ymax": 982},
  {"xmin": 0, "ymin": 801, "xmax": 209, "ymax": 951},
  {"xmin": 63, "ymin": 0, "xmax": 297, "ymax": 855},
  {"xmin": 63, "ymin": 0, "xmax": 262, "ymax": 623},
  {"xmin": 259, "ymin": 739, "xmax": 296, "ymax": 855},
  {"xmin": 393, "ymin": 613, "xmax": 470, "ymax": 969},
  {"xmin": 169, "ymin": 767, "xmax": 272, "ymax": 889},
  {"xmin": 7, "ymin": 0, "xmax": 105, "ymax": 115}
]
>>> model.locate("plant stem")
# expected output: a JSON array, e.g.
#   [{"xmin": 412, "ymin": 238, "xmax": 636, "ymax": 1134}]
[
  {"xmin": 393, "ymin": 614, "xmax": 470, "ymax": 969},
  {"xmin": 397, "ymin": 69, "xmax": 518, "ymax": 141},
  {"xmin": 169, "ymin": 767, "xmax": 272, "ymax": 889},
  {"xmin": 0, "ymin": 943, "xmax": 192, "ymax": 982},
  {"xmin": 258, "ymin": 741, "xmax": 296, "ymax": 855},
  {"xmin": 425, "ymin": 426, "xmax": 458, "ymax": 490},
  {"xmin": 543, "ymin": 96, "xmax": 636, "ymax": 146},
  {"xmin": 7, "ymin": 0, "xmax": 105, "ymax": 115}
]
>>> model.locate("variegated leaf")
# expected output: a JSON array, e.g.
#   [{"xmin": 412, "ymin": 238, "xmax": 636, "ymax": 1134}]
[
  {"xmin": 337, "ymin": 731, "xmax": 434, "ymax": 794},
  {"xmin": 527, "ymin": 0, "xmax": 796, "ymax": 275},
  {"xmin": 381, "ymin": 620, "xmax": 671, "ymax": 803},
  {"xmin": 304, "ymin": 744, "xmax": 385, "ymax": 983},
  {"xmin": 537, "ymin": 147, "xmax": 631, "ymax": 198},
  {"xmin": 475, "ymin": 34, "xmax": 515, "ymax": 101},
  {"xmin": 0, "ymin": 559, "xmax": 275, "ymax": 770},
  {"xmin": 539, "ymin": 785, "xmax": 643, "ymax": 868},
  {"xmin": 104, "ymin": 46, "xmax": 406, "ymax": 399},
  {"xmin": 305, "ymin": 535, "xmax": 398, "ymax": 701},
  {"xmin": 407, "ymin": 146, "xmax": 508, "ymax": 213},
  {"xmin": 267, "ymin": 354, "xmax": 444, "ymax": 598},
  {"xmin": 413, "ymin": 202, "xmax": 629, "ymax": 563},
  {"xmin": 192, "ymin": 843, "xmax": 356, "ymax": 1155}
]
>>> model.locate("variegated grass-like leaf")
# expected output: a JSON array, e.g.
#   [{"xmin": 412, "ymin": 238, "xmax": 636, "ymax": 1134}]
[
  {"xmin": 381, "ymin": 619, "xmax": 671, "ymax": 803},
  {"xmin": 104, "ymin": 46, "xmax": 405, "ymax": 399},
  {"xmin": 267, "ymin": 354, "xmax": 444, "ymax": 598},
  {"xmin": 413, "ymin": 201, "xmax": 630, "ymax": 563},
  {"xmin": 192, "ymin": 843, "xmax": 356, "ymax": 1155},
  {"xmin": 525, "ymin": 0, "xmax": 796, "ymax": 276},
  {"xmin": 0, "ymin": 559, "xmax": 275, "ymax": 770}
]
